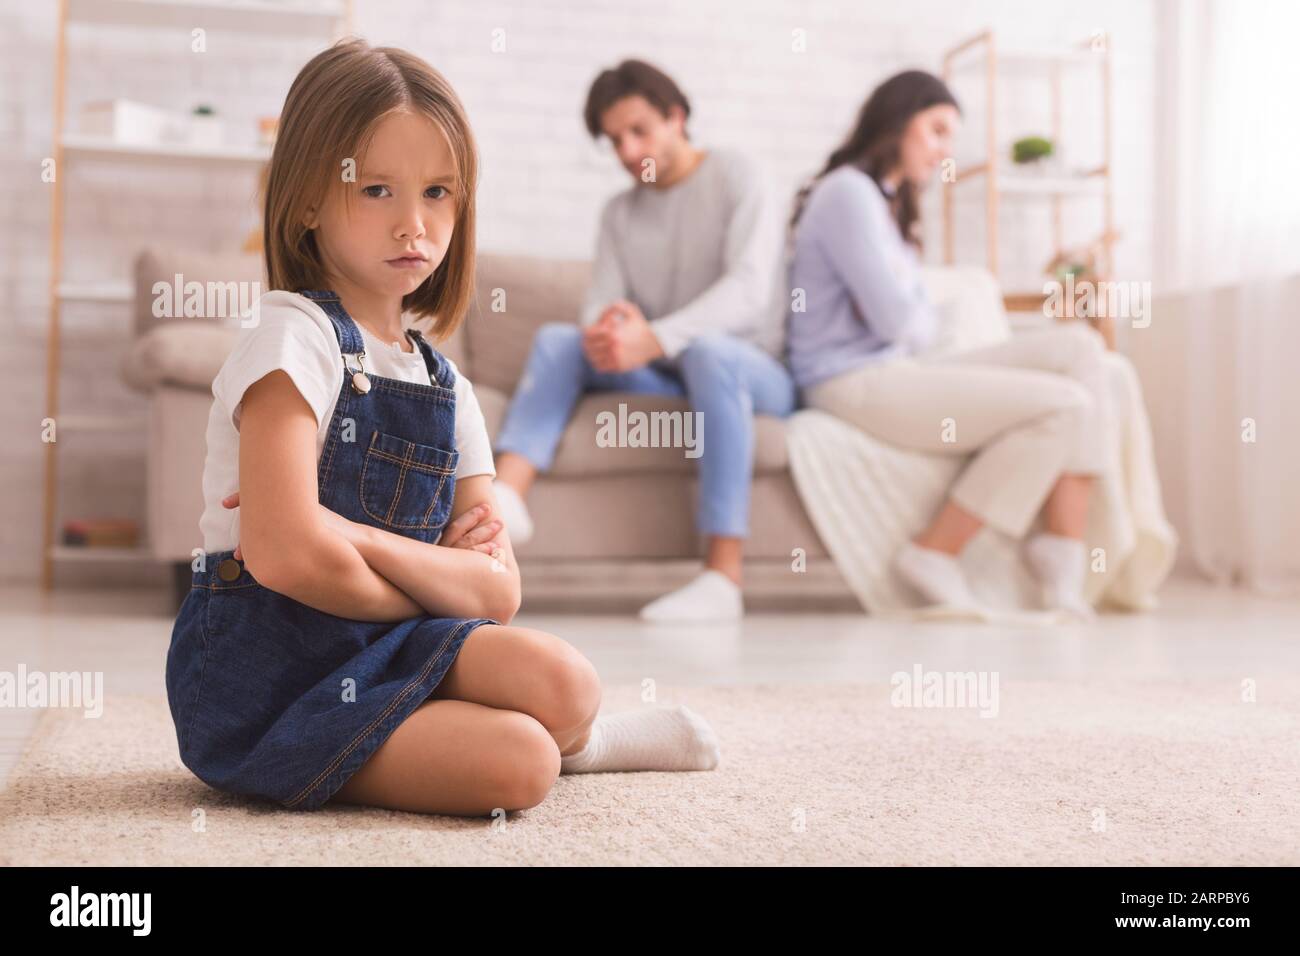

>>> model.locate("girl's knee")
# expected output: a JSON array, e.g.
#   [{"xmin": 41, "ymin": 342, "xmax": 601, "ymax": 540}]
[
  {"xmin": 533, "ymin": 642, "xmax": 602, "ymax": 734},
  {"xmin": 491, "ymin": 712, "xmax": 561, "ymax": 811}
]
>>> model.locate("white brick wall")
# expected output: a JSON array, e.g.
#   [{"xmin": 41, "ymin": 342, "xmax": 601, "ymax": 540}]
[{"xmin": 0, "ymin": 0, "xmax": 1157, "ymax": 584}]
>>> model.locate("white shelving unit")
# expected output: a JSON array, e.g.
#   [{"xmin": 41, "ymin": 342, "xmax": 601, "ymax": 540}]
[
  {"xmin": 940, "ymin": 30, "xmax": 1116, "ymax": 343},
  {"xmin": 42, "ymin": 0, "xmax": 351, "ymax": 589}
]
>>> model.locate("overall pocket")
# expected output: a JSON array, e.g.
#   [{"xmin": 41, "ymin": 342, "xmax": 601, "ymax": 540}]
[{"xmin": 359, "ymin": 429, "xmax": 459, "ymax": 531}]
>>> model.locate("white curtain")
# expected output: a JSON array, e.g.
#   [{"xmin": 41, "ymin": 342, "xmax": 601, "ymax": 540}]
[{"xmin": 1134, "ymin": 0, "xmax": 1300, "ymax": 594}]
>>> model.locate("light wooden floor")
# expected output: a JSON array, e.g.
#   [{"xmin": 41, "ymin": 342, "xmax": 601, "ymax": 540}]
[{"xmin": 3, "ymin": 574, "xmax": 1299, "ymax": 786}]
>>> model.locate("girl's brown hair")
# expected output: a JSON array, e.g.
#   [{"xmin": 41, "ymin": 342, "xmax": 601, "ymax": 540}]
[{"xmin": 263, "ymin": 38, "xmax": 478, "ymax": 341}]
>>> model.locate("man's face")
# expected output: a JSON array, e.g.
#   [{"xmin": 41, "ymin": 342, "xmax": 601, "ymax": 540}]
[{"xmin": 599, "ymin": 94, "xmax": 687, "ymax": 184}]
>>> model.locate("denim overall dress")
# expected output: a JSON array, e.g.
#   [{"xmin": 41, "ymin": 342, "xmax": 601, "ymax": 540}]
[{"xmin": 165, "ymin": 289, "xmax": 499, "ymax": 811}]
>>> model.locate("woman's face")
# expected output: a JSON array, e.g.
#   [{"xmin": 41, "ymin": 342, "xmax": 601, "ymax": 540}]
[
  {"xmin": 897, "ymin": 103, "xmax": 960, "ymax": 187},
  {"xmin": 308, "ymin": 109, "xmax": 458, "ymax": 301}
]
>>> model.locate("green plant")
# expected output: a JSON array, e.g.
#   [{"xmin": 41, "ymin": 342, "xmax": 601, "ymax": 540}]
[
  {"xmin": 192, "ymin": 104, "xmax": 216, "ymax": 116},
  {"xmin": 1052, "ymin": 260, "xmax": 1090, "ymax": 281},
  {"xmin": 1012, "ymin": 136, "xmax": 1053, "ymax": 164}
]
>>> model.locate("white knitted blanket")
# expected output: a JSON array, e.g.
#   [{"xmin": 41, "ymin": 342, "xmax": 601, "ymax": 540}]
[{"xmin": 786, "ymin": 267, "xmax": 1179, "ymax": 622}]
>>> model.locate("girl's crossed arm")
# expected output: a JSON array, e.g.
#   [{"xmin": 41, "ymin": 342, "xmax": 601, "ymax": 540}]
[
  {"xmin": 236, "ymin": 370, "xmax": 423, "ymax": 622},
  {"xmin": 347, "ymin": 474, "xmax": 522, "ymax": 626},
  {"xmin": 235, "ymin": 370, "xmax": 520, "ymax": 624}
]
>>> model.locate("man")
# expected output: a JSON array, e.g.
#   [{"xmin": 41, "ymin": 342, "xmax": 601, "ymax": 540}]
[{"xmin": 492, "ymin": 59, "xmax": 794, "ymax": 622}]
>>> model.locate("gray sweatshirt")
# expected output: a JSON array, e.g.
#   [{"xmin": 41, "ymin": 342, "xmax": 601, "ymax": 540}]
[{"xmin": 581, "ymin": 147, "xmax": 788, "ymax": 364}]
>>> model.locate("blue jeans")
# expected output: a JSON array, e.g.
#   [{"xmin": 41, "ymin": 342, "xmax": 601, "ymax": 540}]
[{"xmin": 494, "ymin": 323, "xmax": 797, "ymax": 538}]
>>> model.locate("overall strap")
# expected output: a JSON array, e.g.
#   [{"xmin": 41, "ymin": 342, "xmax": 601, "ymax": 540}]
[
  {"xmin": 406, "ymin": 328, "xmax": 455, "ymax": 390},
  {"xmin": 298, "ymin": 289, "xmax": 365, "ymax": 355}
]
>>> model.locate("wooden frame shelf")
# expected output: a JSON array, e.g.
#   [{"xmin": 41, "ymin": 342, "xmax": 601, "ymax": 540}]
[
  {"xmin": 67, "ymin": 0, "xmax": 346, "ymax": 35},
  {"xmin": 61, "ymin": 133, "xmax": 272, "ymax": 165},
  {"xmin": 42, "ymin": 0, "xmax": 352, "ymax": 588},
  {"xmin": 940, "ymin": 30, "xmax": 1116, "ymax": 302}
]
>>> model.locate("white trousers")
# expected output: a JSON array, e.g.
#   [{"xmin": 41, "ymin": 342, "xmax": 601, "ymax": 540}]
[{"xmin": 804, "ymin": 323, "xmax": 1114, "ymax": 537}]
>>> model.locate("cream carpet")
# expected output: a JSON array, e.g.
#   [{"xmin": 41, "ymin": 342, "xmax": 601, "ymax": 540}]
[{"xmin": 1, "ymin": 681, "xmax": 1296, "ymax": 866}]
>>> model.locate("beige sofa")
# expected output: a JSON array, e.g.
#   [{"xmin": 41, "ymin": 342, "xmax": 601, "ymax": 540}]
[{"xmin": 122, "ymin": 249, "xmax": 863, "ymax": 611}]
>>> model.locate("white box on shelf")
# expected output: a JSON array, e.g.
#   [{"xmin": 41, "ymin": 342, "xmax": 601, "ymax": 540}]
[
  {"xmin": 79, "ymin": 99, "xmax": 187, "ymax": 146},
  {"xmin": 187, "ymin": 113, "xmax": 225, "ymax": 150}
]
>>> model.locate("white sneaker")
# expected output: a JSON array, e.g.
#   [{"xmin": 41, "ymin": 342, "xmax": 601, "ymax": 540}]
[
  {"xmin": 492, "ymin": 480, "xmax": 534, "ymax": 545},
  {"xmin": 638, "ymin": 569, "xmax": 744, "ymax": 622}
]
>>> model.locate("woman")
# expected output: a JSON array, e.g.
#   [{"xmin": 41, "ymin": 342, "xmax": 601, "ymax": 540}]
[{"xmin": 788, "ymin": 70, "xmax": 1112, "ymax": 618}]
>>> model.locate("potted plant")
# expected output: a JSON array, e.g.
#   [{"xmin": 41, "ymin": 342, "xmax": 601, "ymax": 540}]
[
  {"xmin": 189, "ymin": 103, "xmax": 223, "ymax": 150},
  {"xmin": 1011, "ymin": 135, "xmax": 1058, "ymax": 176}
]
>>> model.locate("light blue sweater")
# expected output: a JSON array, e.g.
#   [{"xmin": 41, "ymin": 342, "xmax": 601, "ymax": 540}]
[{"xmin": 786, "ymin": 166, "xmax": 939, "ymax": 390}]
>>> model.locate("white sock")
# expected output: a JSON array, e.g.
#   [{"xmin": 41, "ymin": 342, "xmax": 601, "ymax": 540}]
[
  {"xmin": 1025, "ymin": 532, "xmax": 1095, "ymax": 620},
  {"xmin": 637, "ymin": 569, "xmax": 743, "ymax": 622},
  {"xmin": 559, "ymin": 705, "xmax": 720, "ymax": 774},
  {"xmin": 492, "ymin": 479, "xmax": 534, "ymax": 545},
  {"xmin": 893, "ymin": 540, "xmax": 978, "ymax": 608}
]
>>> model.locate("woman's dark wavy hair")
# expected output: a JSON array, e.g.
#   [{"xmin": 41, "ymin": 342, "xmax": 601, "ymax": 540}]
[{"xmin": 790, "ymin": 70, "xmax": 960, "ymax": 248}]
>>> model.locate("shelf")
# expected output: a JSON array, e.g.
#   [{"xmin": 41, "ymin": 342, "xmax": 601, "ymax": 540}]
[
  {"xmin": 44, "ymin": 0, "xmax": 352, "ymax": 591},
  {"xmin": 49, "ymin": 544, "xmax": 153, "ymax": 563},
  {"xmin": 1003, "ymin": 292, "xmax": 1050, "ymax": 313},
  {"xmin": 955, "ymin": 165, "xmax": 1107, "ymax": 195},
  {"xmin": 1000, "ymin": 175, "xmax": 1106, "ymax": 195},
  {"xmin": 950, "ymin": 47, "xmax": 1102, "ymax": 71},
  {"xmin": 940, "ymin": 28, "xmax": 1114, "ymax": 287},
  {"xmin": 58, "ymin": 414, "xmax": 150, "ymax": 433},
  {"xmin": 57, "ymin": 279, "xmax": 133, "ymax": 303},
  {"xmin": 67, "ymin": 0, "xmax": 345, "ymax": 37},
  {"xmin": 62, "ymin": 133, "xmax": 271, "ymax": 165}
]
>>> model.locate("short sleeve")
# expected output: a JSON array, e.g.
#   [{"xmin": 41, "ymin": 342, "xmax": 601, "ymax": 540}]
[
  {"xmin": 445, "ymin": 357, "xmax": 497, "ymax": 479},
  {"xmin": 211, "ymin": 296, "xmax": 341, "ymax": 433}
]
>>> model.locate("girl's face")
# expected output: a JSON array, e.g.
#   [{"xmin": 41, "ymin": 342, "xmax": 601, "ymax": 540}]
[
  {"xmin": 308, "ymin": 109, "xmax": 458, "ymax": 303},
  {"xmin": 897, "ymin": 103, "xmax": 960, "ymax": 187}
]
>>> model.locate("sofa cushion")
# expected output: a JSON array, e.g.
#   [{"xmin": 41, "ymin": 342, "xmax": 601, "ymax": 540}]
[
  {"xmin": 133, "ymin": 247, "xmax": 266, "ymax": 337},
  {"xmin": 120, "ymin": 322, "xmax": 241, "ymax": 393},
  {"xmin": 475, "ymin": 384, "xmax": 789, "ymax": 476},
  {"xmin": 467, "ymin": 252, "xmax": 592, "ymax": 393}
]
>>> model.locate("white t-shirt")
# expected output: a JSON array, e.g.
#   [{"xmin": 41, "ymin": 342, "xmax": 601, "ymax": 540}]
[{"xmin": 198, "ymin": 290, "xmax": 496, "ymax": 554}]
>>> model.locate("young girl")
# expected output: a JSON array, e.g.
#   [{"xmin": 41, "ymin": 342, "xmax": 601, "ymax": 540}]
[{"xmin": 166, "ymin": 39, "xmax": 719, "ymax": 817}]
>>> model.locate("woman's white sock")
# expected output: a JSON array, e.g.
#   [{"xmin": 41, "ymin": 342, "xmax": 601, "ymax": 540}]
[
  {"xmin": 559, "ymin": 705, "xmax": 720, "ymax": 774},
  {"xmin": 893, "ymin": 541, "xmax": 978, "ymax": 608},
  {"xmin": 1024, "ymin": 532, "xmax": 1094, "ymax": 620}
]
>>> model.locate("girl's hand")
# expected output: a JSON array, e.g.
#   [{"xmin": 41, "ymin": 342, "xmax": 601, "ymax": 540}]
[
  {"xmin": 221, "ymin": 492, "xmax": 245, "ymax": 560},
  {"xmin": 436, "ymin": 503, "xmax": 504, "ymax": 556}
]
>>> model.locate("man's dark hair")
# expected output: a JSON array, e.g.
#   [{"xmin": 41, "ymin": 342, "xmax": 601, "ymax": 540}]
[{"xmin": 583, "ymin": 59, "xmax": 691, "ymax": 138}]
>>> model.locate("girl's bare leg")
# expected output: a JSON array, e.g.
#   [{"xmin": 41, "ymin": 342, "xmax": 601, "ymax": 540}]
[
  {"xmin": 329, "ymin": 697, "xmax": 560, "ymax": 815},
  {"xmin": 430, "ymin": 624, "xmax": 603, "ymax": 756}
]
